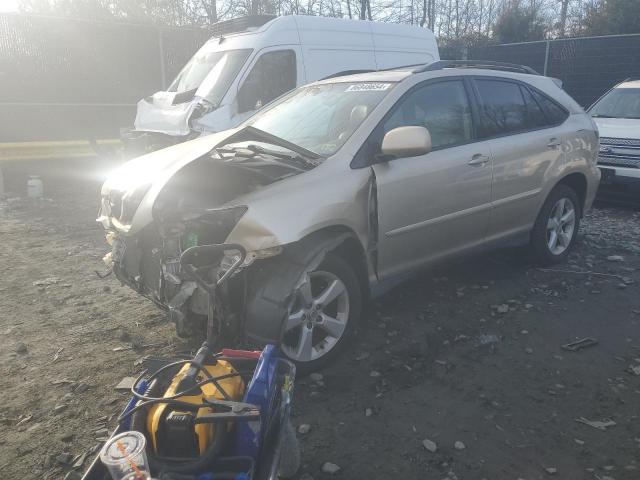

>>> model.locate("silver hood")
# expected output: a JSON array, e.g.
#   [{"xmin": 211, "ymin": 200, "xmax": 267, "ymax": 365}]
[
  {"xmin": 100, "ymin": 127, "xmax": 316, "ymax": 236},
  {"xmin": 100, "ymin": 130, "xmax": 236, "ymax": 233}
]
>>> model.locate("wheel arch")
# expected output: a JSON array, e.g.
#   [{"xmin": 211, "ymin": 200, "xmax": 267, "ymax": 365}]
[
  {"xmin": 242, "ymin": 225, "xmax": 370, "ymax": 345},
  {"xmin": 555, "ymin": 172, "xmax": 587, "ymax": 216}
]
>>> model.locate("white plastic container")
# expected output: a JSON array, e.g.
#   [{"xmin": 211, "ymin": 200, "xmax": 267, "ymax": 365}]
[{"xmin": 27, "ymin": 175, "xmax": 43, "ymax": 198}]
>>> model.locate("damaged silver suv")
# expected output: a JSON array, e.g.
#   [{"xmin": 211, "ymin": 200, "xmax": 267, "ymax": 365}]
[{"xmin": 99, "ymin": 61, "xmax": 600, "ymax": 370}]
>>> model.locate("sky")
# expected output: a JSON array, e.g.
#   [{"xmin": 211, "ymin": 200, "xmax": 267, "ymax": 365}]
[{"xmin": 0, "ymin": 0, "xmax": 18, "ymax": 13}]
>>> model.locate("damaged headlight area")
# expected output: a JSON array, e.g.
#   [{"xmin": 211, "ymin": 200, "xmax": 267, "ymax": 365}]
[
  {"xmin": 178, "ymin": 205, "xmax": 249, "ymax": 245},
  {"xmin": 98, "ymin": 183, "xmax": 152, "ymax": 232},
  {"xmin": 105, "ymin": 205, "xmax": 249, "ymax": 308}
]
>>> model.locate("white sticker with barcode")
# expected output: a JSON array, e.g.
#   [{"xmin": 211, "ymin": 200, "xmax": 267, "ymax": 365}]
[{"xmin": 345, "ymin": 83, "xmax": 391, "ymax": 92}]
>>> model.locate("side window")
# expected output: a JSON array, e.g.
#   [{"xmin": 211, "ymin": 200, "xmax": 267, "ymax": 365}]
[
  {"xmin": 475, "ymin": 79, "xmax": 529, "ymax": 137},
  {"xmin": 530, "ymin": 89, "xmax": 569, "ymax": 125},
  {"xmin": 238, "ymin": 50, "xmax": 296, "ymax": 113},
  {"xmin": 382, "ymin": 80, "xmax": 473, "ymax": 150}
]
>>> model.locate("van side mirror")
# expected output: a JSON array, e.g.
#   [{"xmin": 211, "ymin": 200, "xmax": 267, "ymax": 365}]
[{"xmin": 381, "ymin": 126, "xmax": 432, "ymax": 158}]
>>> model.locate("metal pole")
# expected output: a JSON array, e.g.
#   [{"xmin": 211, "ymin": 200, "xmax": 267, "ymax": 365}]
[
  {"xmin": 543, "ymin": 39, "xmax": 550, "ymax": 76},
  {"xmin": 157, "ymin": 27, "xmax": 167, "ymax": 89}
]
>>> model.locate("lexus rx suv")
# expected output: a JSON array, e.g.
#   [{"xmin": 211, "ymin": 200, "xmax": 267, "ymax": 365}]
[{"xmin": 99, "ymin": 60, "xmax": 601, "ymax": 370}]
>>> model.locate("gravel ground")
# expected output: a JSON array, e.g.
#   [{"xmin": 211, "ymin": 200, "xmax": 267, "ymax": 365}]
[{"xmin": 0, "ymin": 160, "xmax": 639, "ymax": 480}]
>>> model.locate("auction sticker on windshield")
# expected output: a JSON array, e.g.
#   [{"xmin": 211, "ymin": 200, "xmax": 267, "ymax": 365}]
[{"xmin": 345, "ymin": 83, "xmax": 391, "ymax": 92}]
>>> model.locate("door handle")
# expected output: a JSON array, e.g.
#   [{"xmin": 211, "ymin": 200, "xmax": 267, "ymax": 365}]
[
  {"xmin": 468, "ymin": 154, "xmax": 489, "ymax": 166},
  {"xmin": 547, "ymin": 138, "xmax": 561, "ymax": 148}
]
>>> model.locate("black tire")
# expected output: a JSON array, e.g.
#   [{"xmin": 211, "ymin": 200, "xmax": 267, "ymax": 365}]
[
  {"xmin": 280, "ymin": 254, "xmax": 362, "ymax": 373},
  {"xmin": 530, "ymin": 184, "xmax": 581, "ymax": 266}
]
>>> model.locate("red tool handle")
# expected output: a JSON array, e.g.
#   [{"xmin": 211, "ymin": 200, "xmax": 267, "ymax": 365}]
[{"xmin": 222, "ymin": 348, "xmax": 262, "ymax": 359}]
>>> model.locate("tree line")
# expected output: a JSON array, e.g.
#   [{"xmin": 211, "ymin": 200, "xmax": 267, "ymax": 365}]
[{"xmin": 18, "ymin": 0, "xmax": 640, "ymax": 45}]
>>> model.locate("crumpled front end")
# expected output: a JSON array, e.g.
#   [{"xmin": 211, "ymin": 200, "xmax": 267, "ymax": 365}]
[{"xmin": 98, "ymin": 135, "xmax": 313, "ymax": 336}]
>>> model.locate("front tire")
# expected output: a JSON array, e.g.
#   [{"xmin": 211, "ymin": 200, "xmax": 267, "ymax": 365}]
[
  {"xmin": 280, "ymin": 254, "xmax": 362, "ymax": 372},
  {"xmin": 530, "ymin": 184, "xmax": 581, "ymax": 265}
]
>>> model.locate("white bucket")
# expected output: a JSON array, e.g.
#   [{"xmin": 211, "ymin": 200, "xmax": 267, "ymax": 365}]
[{"xmin": 27, "ymin": 175, "xmax": 43, "ymax": 198}]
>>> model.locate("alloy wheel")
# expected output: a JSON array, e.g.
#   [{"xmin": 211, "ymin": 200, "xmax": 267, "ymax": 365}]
[
  {"xmin": 546, "ymin": 197, "xmax": 576, "ymax": 256},
  {"xmin": 281, "ymin": 270, "xmax": 350, "ymax": 362}
]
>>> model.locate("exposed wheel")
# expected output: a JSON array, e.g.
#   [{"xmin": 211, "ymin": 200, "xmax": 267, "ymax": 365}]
[
  {"xmin": 530, "ymin": 184, "xmax": 581, "ymax": 265},
  {"xmin": 280, "ymin": 254, "xmax": 361, "ymax": 372}
]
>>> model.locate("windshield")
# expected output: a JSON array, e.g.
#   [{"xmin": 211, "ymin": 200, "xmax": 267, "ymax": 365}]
[
  {"xmin": 247, "ymin": 82, "xmax": 395, "ymax": 156},
  {"xmin": 168, "ymin": 47, "xmax": 252, "ymax": 106},
  {"xmin": 589, "ymin": 87, "xmax": 640, "ymax": 119}
]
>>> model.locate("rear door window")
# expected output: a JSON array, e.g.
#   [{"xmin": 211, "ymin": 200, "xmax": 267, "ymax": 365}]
[
  {"xmin": 238, "ymin": 50, "xmax": 296, "ymax": 113},
  {"xmin": 475, "ymin": 79, "xmax": 529, "ymax": 138}
]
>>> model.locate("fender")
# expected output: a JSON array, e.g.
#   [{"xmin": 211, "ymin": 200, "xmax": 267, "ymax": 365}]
[{"xmin": 243, "ymin": 231, "xmax": 353, "ymax": 344}]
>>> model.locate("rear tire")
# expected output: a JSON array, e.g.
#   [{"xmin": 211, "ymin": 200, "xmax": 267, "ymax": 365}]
[{"xmin": 530, "ymin": 184, "xmax": 581, "ymax": 265}]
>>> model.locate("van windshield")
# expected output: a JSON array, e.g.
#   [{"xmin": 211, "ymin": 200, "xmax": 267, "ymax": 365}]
[
  {"xmin": 590, "ymin": 87, "xmax": 640, "ymax": 119},
  {"xmin": 248, "ymin": 82, "xmax": 395, "ymax": 156},
  {"xmin": 168, "ymin": 47, "xmax": 252, "ymax": 106}
]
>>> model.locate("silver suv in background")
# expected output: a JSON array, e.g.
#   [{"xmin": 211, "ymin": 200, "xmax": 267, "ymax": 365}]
[
  {"xmin": 99, "ymin": 61, "xmax": 601, "ymax": 370},
  {"xmin": 589, "ymin": 78, "xmax": 640, "ymax": 201}
]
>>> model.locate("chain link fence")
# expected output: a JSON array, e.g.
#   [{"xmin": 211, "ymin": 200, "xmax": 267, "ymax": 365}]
[
  {"xmin": 0, "ymin": 14, "xmax": 212, "ymax": 142},
  {"xmin": 467, "ymin": 34, "xmax": 640, "ymax": 108},
  {"xmin": 3, "ymin": 14, "xmax": 640, "ymax": 143}
]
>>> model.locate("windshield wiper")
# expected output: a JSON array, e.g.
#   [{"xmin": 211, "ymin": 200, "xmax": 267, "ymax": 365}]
[
  {"xmin": 590, "ymin": 114, "xmax": 614, "ymax": 118},
  {"xmin": 245, "ymin": 144, "xmax": 317, "ymax": 167},
  {"xmin": 216, "ymin": 144, "xmax": 312, "ymax": 172},
  {"xmin": 222, "ymin": 125, "xmax": 322, "ymax": 163}
]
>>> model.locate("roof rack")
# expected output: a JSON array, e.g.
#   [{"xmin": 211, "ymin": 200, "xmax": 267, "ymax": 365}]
[
  {"xmin": 414, "ymin": 60, "xmax": 540, "ymax": 75},
  {"xmin": 209, "ymin": 15, "xmax": 276, "ymax": 38}
]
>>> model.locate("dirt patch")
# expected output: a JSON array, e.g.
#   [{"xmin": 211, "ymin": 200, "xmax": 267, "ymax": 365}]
[{"xmin": 0, "ymin": 162, "xmax": 639, "ymax": 480}]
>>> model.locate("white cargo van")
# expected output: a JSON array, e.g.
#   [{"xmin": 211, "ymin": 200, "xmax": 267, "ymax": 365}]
[{"xmin": 128, "ymin": 15, "xmax": 439, "ymax": 152}]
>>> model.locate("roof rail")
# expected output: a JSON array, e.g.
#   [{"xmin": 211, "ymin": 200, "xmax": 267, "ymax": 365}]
[
  {"xmin": 322, "ymin": 64, "xmax": 424, "ymax": 80},
  {"xmin": 414, "ymin": 60, "xmax": 540, "ymax": 75},
  {"xmin": 322, "ymin": 69, "xmax": 375, "ymax": 80}
]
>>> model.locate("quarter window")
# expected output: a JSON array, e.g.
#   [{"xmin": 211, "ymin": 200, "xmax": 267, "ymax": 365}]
[
  {"xmin": 531, "ymin": 89, "xmax": 569, "ymax": 125},
  {"xmin": 238, "ymin": 50, "xmax": 296, "ymax": 113},
  {"xmin": 520, "ymin": 85, "xmax": 548, "ymax": 129},
  {"xmin": 382, "ymin": 80, "xmax": 473, "ymax": 150}
]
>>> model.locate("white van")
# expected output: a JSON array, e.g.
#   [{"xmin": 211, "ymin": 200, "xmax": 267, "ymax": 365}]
[{"xmin": 129, "ymin": 15, "xmax": 439, "ymax": 152}]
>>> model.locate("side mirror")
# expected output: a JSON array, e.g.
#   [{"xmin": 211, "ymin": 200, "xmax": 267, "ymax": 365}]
[{"xmin": 381, "ymin": 126, "xmax": 432, "ymax": 158}]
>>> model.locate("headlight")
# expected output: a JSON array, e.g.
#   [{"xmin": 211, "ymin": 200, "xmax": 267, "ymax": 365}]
[
  {"xmin": 101, "ymin": 183, "xmax": 151, "ymax": 231},
  {"xmin": 120, "ymin": 184, "xmax": 151, "ymax": 224}
]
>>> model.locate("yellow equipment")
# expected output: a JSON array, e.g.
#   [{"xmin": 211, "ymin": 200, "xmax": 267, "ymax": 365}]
[{"xmin": 146, "ymin": 359, "xmax": 244, "ymax": 457}]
